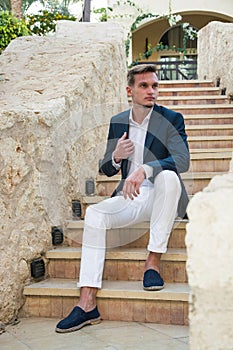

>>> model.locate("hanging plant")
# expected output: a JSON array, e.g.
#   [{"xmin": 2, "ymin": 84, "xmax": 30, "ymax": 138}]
[{"xmin": 94, "ymin": 0, "xmax": 198, "ymax": 63}]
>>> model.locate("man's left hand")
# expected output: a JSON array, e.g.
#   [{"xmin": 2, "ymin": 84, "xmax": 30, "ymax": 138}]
[{"xmin": 123, "ymin": 167, "xmax": 146, "ymax": 200}]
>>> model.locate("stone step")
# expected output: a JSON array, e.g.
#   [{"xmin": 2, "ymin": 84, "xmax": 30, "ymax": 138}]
[
  {"xmin": 23, "ymin": 279, "xmax": 189, "ymax": 325},
  {"xmin": 184, "ymin": 114, "xmax": 233, "ymax": 125},
  {"xmin": 168, "ymin": 104, "xmax": 233, "ymax": 115},
  {"xmin": 159, "ymin": 86, "xmax": 220, "ymax": 96},
  {"xmin": 186, "ymin": 124, "xmax": 233, "ymax": 136},
  {"xmin": 181, "ymin": 171, "xmax": 225, "ymax": 194},
  {"xmin": 191, "ymin": 148, "xmax": 232, "ymax": 153},
  {"xmin": 188, "ymin": 135, "xmax": 233, "ymax": 148},
  {"xmin": 158, "ymin": 80, "xmax": 214, "ymax": 88},
  {"xmin": 64, "ymin": 220, "xmax": 187, "ymax": 250},
  {"xmin": 189, "ymin": 151, "xmax": 231, "ymax": 172},
  {"xmin": 158, "ymin": 95, "xmax": 227, "ymax": 105},
  {"xmin": 95, "ymin": 170, "xmax": 227, "ymax": 197},
  {"xmin": 47, "ymin": 247, "xmax": 187, "ymax": 283}
]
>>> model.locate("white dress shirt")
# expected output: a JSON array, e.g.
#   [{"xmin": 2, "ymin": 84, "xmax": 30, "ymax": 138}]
[{"xmin": 112, "ymin": 107, "xmax": 153, "ymax": 187}]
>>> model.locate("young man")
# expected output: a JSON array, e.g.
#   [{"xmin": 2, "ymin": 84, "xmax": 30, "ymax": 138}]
[{"xmin": 56, "ymin": 64, "xmax": 190, "ymax": 333}]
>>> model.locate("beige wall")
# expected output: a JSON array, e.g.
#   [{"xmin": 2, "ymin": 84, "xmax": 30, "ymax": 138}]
[
  {"xmin": 0, "ymin": 22, "xmax": 128, "ymax": 324},
  {"xmin": 132, "ymin": 12, "xmax": 232, "ymax": 61},
  {"xmin": 198, "ymin": 22, "xmax": 233, "ymax": 95},
  {"xmin": 108, "ymin": 0, "xmax": 233, "ymax": 63},
  {"xmin": 186, "ymin": 157, "xmax": 233, "ymax": 349},
  {"xmin": 108, "ymin": 0, "xmax": 233, "ymax": 18}
]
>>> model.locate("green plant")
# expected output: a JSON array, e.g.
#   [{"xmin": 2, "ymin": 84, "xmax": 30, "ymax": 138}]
[
  {"xmin": 92, "ymin": 7, "xmax": 113, "ymax": 22},
  {"xmin": 26, "ymin": 9, "xmax": 76, "ymax": 36},
  {"xmin": 125, "ymin": 12, "xmax": 159, "ymax": 57},
  {"xmin": 92, "ymin": 0, "xmax": 198, "ymax": 64},
  {"xmin": 0, "ymin": 11, "xmax": 31, "ymax": 53},
  {"xmin": 0, "ymin": 0, "xmax": 11, "ymax": 11},
  {"xmin": 181, "ymin": 22, "xmax": 198, "ymax": 52}
]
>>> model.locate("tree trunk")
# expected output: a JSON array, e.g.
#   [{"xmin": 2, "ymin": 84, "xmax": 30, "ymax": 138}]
[
  {"xmin": 82, "ymin": 0, "xmax": 91, "ymax": 22},
  {"xmin": 11, "ymin": 0, "xmax": 23, "ymax": 18}
]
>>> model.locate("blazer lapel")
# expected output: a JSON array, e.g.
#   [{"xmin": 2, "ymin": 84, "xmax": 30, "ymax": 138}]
[
  {"xmin": 116, "ymin": 111, "xmax": 130, "ymax": 178},
  {"xmin": 144, "ymin": 105, "xmax": 163, "ymax": 159},
  {"xmin": 113, "ymin": 110, "xmax": 130, "ymax": 136}
]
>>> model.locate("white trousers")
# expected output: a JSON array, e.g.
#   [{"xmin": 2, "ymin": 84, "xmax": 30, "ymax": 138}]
[{"xmin": 79, "ymin": 170, "xmax": 181, "ymax": 289}]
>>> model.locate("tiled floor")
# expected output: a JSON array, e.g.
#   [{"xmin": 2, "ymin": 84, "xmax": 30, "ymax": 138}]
[{"xmin": 0, "ymin": 317, "xmax": 189, "ymax": 350}]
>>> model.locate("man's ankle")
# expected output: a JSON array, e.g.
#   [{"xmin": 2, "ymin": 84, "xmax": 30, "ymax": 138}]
[
  {"xmin": 144, "ymin": 252, "xmax": 162, "ymax": 273},
  {"xmin": 78, "ymin": 302, "xmax": 96, "ymax": 313},
  {"xmin": 78, "ymin": 287, "xmax": 98, "ymax": 312}
]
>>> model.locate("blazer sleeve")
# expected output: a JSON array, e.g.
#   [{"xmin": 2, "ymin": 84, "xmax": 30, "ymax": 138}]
[
  {"xmin": 146, "ymin": 112, "xmax": 190, "ymax": 180},
  {"xmin": 99, "ymin": 119, "xmax": 121, "ymax": 177}
]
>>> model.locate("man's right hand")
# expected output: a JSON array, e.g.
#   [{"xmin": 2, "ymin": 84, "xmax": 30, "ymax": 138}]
[{"xmin": 113, "ymin": 132, "xmax": 134, "ymax": 163}]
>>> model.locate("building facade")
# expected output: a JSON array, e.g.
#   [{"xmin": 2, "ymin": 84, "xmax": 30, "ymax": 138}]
[{"xmin": 108, "ymin": 0, "xmax": 233, "ymax": 78}]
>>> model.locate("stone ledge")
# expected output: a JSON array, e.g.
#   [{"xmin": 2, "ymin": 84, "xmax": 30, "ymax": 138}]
[
  {"xmin": 186, "ymin": 124, "xmax": 233, "ymax": 130},
  {"xmin": 160, "ymin": 87, "xmax": 219, "ymax": 92},
  {"xmin": 167, "ymin": 104, "xmax": 233, "ymax": 109},
  {"xmin": 188, "ymin": 135, "xmax": 233, "ymax": 141},
  {"xmin": 24, "ymin": 278, "xmax": 189, "ymax": 301},
  {"xmin": 65, "ymin": 218, "xmax": 187, "ymax": 230},
  {"xmin": 158, "ymin": 95, "xmax": 227, "ymax": 101},
  {"xmin": 46, "ymin": 247, "xmax": 187, "ymax": 261}
]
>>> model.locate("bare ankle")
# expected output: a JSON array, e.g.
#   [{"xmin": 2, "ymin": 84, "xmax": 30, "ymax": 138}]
[
  {"xmin": 78, "ymin": 287, "xmax": 98, "ymax": 312},
  {"xmin": 145, "ymin": 252, "xmax": 162, "ymax": 273}
]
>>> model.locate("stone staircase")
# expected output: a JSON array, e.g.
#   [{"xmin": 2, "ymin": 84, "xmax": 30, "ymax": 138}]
[{"xmin": 22, "ymin": 80, "xmax": 233, "ymax": 325}]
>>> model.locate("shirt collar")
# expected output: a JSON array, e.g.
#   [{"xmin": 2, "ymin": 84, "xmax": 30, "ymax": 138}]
[{"xmin": 129, "ymin": 107, "xmax": 153, "ymax": 125}]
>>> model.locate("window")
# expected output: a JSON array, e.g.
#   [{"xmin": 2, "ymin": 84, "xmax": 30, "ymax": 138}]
[{"xmin": 160, "ymin": 25, "xmax": 197, "ymax": 50}]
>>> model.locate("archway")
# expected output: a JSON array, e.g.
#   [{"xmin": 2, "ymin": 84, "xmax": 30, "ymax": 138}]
[{"xmin": 132, "ymin": 10, "xmax": 233, "ymax": 78}]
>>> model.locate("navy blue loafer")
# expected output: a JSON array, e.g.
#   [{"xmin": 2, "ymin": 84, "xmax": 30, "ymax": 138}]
[
  {"xmin": 143, "ymin": 269, "xmax": 164, "ymax": 291},
  {"xmin": 55, "ymin": 306, "xmax": 101, "ymax": 333}
]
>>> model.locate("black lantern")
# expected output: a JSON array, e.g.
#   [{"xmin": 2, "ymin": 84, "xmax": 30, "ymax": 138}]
[
  {"xmin": 30, "ymin": 258, "xmax": 45, "ymax": 279},
  {"xmin": 221, "ymin": 87, "xmax": 226, "ymax": 95},
  {"xmin": 72, "ymin": 200, "xmax": 82, "ymax": 219},
  {"xmin": 85, "ymin": 178, "xmax": 95, "ymax": 195},
  {"xmin": 99, "ymin": 159, "xmax": 104, "ymax": 174},
  {"xmin": 51, "ymin": 226, "xmax": 64, "ymax": 245}
]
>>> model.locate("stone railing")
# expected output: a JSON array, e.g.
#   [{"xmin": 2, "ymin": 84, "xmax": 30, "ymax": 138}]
[
  {"xmin": 186, "ymin": 153, "xmax": 233, "ymax": 349},
  {"xmin": 0, "ymin": 21, "xmax": 128, "ymax": 323},
  {"xmin": 198, "ymin": 21, "xmax": 233, "ymax": 98}
]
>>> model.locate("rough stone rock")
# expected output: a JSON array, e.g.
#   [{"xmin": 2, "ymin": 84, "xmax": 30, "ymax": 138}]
[
  {"xmin": 186, "ymin": 160, "xmax": 233, "ymax": 350},
  {"xmin": 0, "ymin": 21, "xmax": 128, "ymax": 323},
  {"xmin": 198, "ymin": 21, "xmax": 233, "ymax": 96}
]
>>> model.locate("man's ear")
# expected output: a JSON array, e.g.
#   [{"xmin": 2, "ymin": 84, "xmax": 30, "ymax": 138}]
[{"xmin": 126, "ymin": 86, "xmax": 132, "ymax": 97}]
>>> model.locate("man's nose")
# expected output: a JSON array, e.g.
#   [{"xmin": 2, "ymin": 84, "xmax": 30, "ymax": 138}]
[{"xmin": 147, "ymin": 86, "xmax": 154, "ymax": 94}]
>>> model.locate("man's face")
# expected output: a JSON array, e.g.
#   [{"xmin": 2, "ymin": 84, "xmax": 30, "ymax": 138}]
[{"xmin": 126, "ymin": 72, "xmax": 159, "ymax": 108}]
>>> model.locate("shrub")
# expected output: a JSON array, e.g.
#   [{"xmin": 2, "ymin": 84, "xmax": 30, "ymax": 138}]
[
  {"xmin": 26, "ymin": 10, "xmax": 76, "ymax": 36},
  {"xmin": 0, "ymin": 11, "xmax": 31, "ymax": 53}
]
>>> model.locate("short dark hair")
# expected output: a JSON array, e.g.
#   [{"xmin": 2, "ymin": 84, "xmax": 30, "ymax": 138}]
[{"xmin": 127, "ymin": 64, "xmax": 157, "ymax": 86}]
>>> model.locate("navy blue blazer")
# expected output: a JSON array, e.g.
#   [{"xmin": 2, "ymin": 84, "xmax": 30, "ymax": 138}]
[{"xmin": 100, "ymin": 104, "xmax": 190, "ymax": 218}]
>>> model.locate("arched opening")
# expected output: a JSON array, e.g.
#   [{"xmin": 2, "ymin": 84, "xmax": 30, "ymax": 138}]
[
  {"xmin": 131, "ymin": 10, "xmax": 233, "ymax": 79},
  {"xmin": 157, "ymin": 25, "xmax": 198, "ymax": 80},
  {"xmin": 160, "ymin": 25, "xmax": 197, "ymax": 51}
]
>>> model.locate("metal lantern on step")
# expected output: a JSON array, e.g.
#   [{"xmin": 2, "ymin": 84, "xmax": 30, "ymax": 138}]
[
  {"xmin": 72, "ymin": 200, "xmax": 82, "ymax": 219},
  {"xmin": 30, "ymin": 258, "xmax": 45, "ymax": 279},
  {"xmin": 85, "ymin": 177, "xmax": 95, "ymax": 196},
  {"xmin": 51, "ymin": 226, "xmax": 64, "ymax": 245},
  {"xmin": 99, "ymin": 159, "xmax": 104, "ymax": 174}
]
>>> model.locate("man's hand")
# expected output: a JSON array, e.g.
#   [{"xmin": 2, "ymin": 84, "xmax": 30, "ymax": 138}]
[
  {"xmin": 123, "ymin": 167, "xmax": 146, "ymax": 200},
  {"xmin": 113, "ymin": 132, "xmax": 134, "ymax": 163}
]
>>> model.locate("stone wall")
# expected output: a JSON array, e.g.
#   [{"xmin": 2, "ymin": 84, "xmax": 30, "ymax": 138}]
[
  {"xmin": 186, "ymin": 153, "xmax": 233, "ymax": 349},
  {"xmin": 0, "ymin": 21, "xmax": 128, "ymax": 324},
  {"xmin": 198, "ymin": 21, "xmax": 233, "ymax": 96}
]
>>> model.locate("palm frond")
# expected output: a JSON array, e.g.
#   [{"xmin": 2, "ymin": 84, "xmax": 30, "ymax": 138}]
[{"xmin": 0, "ymin": 0, "xmax": 11, "ymax": 11}]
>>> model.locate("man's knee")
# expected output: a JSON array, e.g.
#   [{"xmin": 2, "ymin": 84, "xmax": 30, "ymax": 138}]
[
  {"xmin": 155, "ymin": 170, "xmax": 181, "ymax": 193},
  {"xmin": 85, "ymin": 205, "xmax": 107, "ymax": 229}
]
